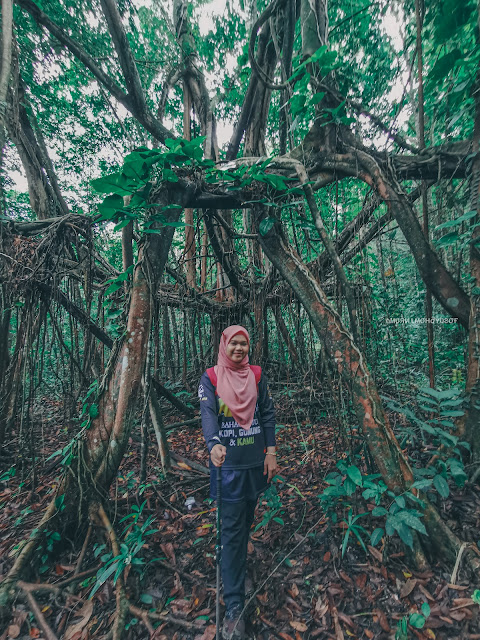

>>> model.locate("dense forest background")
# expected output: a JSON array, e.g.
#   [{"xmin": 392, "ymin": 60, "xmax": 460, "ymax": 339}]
[{"xmin": 0, "ymin": 0, "xmax": 480, "ymax": 638}]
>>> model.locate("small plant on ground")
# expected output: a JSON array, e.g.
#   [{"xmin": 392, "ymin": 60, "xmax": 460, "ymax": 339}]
[{"xmin": 89, "ymin": 501, "xmax": 158, "ymax": 598}]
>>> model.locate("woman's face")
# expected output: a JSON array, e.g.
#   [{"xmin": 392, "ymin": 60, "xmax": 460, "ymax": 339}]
[{"xmin": 226, "ymin": 333, "xmax": 249, "ymax": 363}]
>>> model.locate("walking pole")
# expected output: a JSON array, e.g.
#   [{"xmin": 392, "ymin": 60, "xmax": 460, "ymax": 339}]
[{"xmin": 216, "ymin": 463, "xmax": 222, "ymax": 640}]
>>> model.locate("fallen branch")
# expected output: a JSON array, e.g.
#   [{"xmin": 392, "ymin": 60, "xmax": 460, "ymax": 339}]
[
  {"xmin": 166, "ymin": 417, "xmax": 201, "ymax": 431},
  {"xmin": 170, "ymin": 452, "xmax": 209, "ymax": 475},
  {"xmin": 152, "ymin": 377, "xmax": 195, "ymax": 417}
]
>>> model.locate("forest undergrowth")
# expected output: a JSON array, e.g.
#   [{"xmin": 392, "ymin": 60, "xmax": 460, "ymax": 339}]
[{"xmin": 0, "ymin": 380, "xmax": 479, "ymax": 640}]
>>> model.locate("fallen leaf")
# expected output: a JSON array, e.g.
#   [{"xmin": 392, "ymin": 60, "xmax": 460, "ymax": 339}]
[
  {"xmin": 449, "ymin": 610, "xmax": 466, "ymax": 621},
  {"xmin": 451, "ymin": 598, "xmax": 475, "ymax": 610},
  {"xmin": 177, "ymin": 462, "xmax": 192, "ymax": 471},
  {"xmin": 418, "ymin": 583, "xmax": 435, "ymax": 601},
  {"xmin": 337, "ymin": 611, "xmax": 355, "ymax": 628},
  {"xmin": 278, "ymin": 633, "xmax": 295, "ymax": 640},
  {"xmin": 364, "ymin": 630, "xmax": 374, "ymax": 639},
  {"xmin": 425, "ymin": 630, "xmax": 436, "ymax": 639},
  {"xmin": 289, "ymin": 621, "xmax": 307, "ymax": 632},
  {"xmin": 355, "ymin": 573, "xmax": 367, "ymax": 589},
  {"xmin": 290, "ymin": 583, "xmax": 299, "ymax": 598},
  {"xmin": 29, "ymin": 629, "xmax": 40, "ymax": 638},
  {"xmin": 259, "ymin": 615, "xmax": 276, "ymax": 628},
  {"xmin": 7, "ymin": 624, "xmax": 20, "ymax": 638},
  {"xmin": 339, "ymin": 570, "xmax": 352, "ymax": 584},
  {"xmin": 367, "ymin": 545, "xmax": 382, "ymax": 562},
  {"xmin": 323, "ymin": 551, "xmax": 331, "ymax": 562},
  {"xmin": 438, "ymin": 615, "xmax": 453, "ymax": 624},
  {"xmin": 374, "ymin": 609, "xmax": 390, "ymax": 632},
  {"xmin": 447, "ymin": 584, "xmax": 468, "ymax": 590},
  {"xmin": 198, "ymin": 626, "xmax": 216, "ymax": 640},
  {"xmin": 315, "ymin": 597, "xmax": 328, "ymax": 617},
  {"xmin": 400, "ymin": 578, "xmax": 417, "ymax": 598},
  {"xmin": 64, "ymin": 600, "xmax": 94, "ymax": 640}
]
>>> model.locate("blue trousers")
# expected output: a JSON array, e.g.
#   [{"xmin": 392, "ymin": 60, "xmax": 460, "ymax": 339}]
[{"xmin": 220, "ymin": 499, "xmax": 257, "ymax": 610}]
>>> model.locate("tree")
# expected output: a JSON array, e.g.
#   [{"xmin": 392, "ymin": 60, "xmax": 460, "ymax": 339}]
[{"xmin": 1, "ymin": 0, "xmax": 480, "ymax": 619}]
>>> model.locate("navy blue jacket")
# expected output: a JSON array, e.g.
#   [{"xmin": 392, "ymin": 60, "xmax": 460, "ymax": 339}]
[{"xmin": 198, "ymin": 370, "xmax": 276, "ymax": 470}]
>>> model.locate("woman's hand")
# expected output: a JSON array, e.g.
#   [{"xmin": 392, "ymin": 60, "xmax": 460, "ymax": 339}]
[
  {"xmin": 264, "ymin": 451, "xmax": 277, "ymax": 482},
  {"xmin": 211, "ymin": 444, "xmax": 226, "ymax": 467}
]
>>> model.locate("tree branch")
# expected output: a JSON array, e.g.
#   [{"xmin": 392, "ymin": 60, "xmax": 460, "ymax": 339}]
[
  {"xmin": 98, "ymin": 0, "xmax": 147, "ymax": 111},
  {"xmin": 15, "ymin": 0, "xmax": 175, "ymax": 144}
]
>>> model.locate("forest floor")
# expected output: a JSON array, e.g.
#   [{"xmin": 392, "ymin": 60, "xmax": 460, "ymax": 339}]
[{"xmin": 0, "ymin": 383, "xmax": 479, "ymax": 640}]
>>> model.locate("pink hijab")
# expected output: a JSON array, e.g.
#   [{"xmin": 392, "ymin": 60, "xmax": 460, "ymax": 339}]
[{"xmin": 214, "ymin": 325, "xmax": 257, "ymax": 430}]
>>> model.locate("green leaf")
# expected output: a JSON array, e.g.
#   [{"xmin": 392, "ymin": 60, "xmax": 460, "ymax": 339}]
[
  {"xmin": 436, "ymin": 231, "xmax": 459, "ymax": 247},
  {"xmin": 273, "ymin": 517, "xmax": 285, "ymax": 525},
  {"xmin": 433, "ymin": 474, "xmax": 450, "ymax": 498},
  {"xmin": 370, "ymin": 527, "xmax": 384, "ymax": 546},
  {"xmin": 396, "ymin": 522, "xmax": 414, "ymax": 549},
  {"xmin": 341, "ymin": 527, "xmax": 351, "ymax": 557},
  {"xmin": 105, "ymin": 282, "xmax": 123, "ymax": 296},
  {"xmin": 409, "ymin": 613, "xmax": 425, "ymax": 629},
  {"xmin": 472, "ymin": 590, "xmax": 480, "ymax": 604},
  {"xmin": 371, "ymin": 506, "xmax": 387, "ymax": 517},
  {"xmin": 90, "ymin": 562, "xmax": 119, "ymax": 598},
  {"xmin": 162, "ymin": 168, "xmax": 179, "ymax": 182},
  {"xmin": 98, "ymin": 194, "xmax": 124, "ymax": 220},
  {"xmin": 91, "ymin": 173, "xmax": 132, "ymax": 195},
  {"xmin": 263, "ymin": 173, "xmax": 288, "ymax": 190},
  {"xmin": 89, "ymin": 404, "xmax": 99, "ymax": 419},
  {"xmin": 421, "ymin": 602, "xmax": 431, "ymax": 617},
  {"xmin": 113, "ymin": 218, "xmax": 133, "ymax": 232},
  {"xmin": 259, "ymin": 218, "xmax": 275, "ymax": 236},
  {"xmin": 430, "ymin": 49, "xmax": 462, "ymax": 82},
  {"xmin": 140, "ymin": 593, "xmax": 153, "ymax": 605},
  {"xmin": 436, "ymin": 209, "xmax": 476, "ymax": 230},
  {"xmin": 397, "ymin": 511, "xmax": 427, "ymax": 535},
  {"xmin": 346, "ymin": 465, "xmax": 363, "ymax": 486},
  {"xmin": 312, "ymin": 91, "xmax": 326, "ymax": 105},
  {"xmin": 344, "ymin": 478, "xmax": 357, "ymax": 496}
]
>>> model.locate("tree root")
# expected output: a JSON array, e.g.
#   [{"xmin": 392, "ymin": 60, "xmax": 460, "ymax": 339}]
[
  {"xmin": 95, "ymin": 503, "xmax": 128, "ymax": 640},
  {"xmin": 18, "ymin": 582, "xmax": 60, "ymax": 640},
  {"xmin": 74, "ymin": 524, "xmax": 92, "ymax": 577},
  {"xmin": 0, "ymin": 496, "xmax": 58, "ymax": 620},
  {"xmin": 423, "ymin": 502, "xmax": 480, "ymax": 579},
  {"xmin": 128, "ymin": 603, "xmax": 206, "ymax": 634}
]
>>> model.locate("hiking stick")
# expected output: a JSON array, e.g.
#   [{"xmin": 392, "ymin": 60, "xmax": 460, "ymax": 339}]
[{"xmin": 216, "ymin": 463, "xmax": 222, "ymax": 640}]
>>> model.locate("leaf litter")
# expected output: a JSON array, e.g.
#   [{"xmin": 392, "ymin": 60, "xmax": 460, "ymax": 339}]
[{"xmin": 0, "ymin": 386, "xmax": 479, "ymax": 640}]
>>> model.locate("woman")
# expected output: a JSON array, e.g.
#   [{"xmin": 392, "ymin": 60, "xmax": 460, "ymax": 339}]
[{"xmin": 199, "ymin": 325, "xmax": 277, "ymax": 640}]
